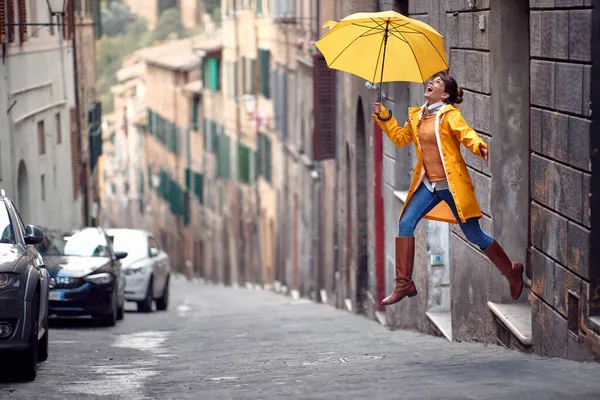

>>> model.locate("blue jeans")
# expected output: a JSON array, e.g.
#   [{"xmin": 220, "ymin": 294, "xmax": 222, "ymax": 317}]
[{"xmin": 397, "ymin": 183, "xmax": 494, "ymax": 250}]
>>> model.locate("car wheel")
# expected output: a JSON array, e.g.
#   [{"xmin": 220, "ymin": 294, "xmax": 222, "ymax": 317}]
[
  {"xmin": 37, "ymin": 315, "xmax": 49, "ymax": 362},
  {"xmin": 99, "ymin": 290, "xmax": 117, "ymax": 327},
  {"xmin": 117, "ymin": 303, "xmax": 124, "ymax": 320},
  {"xmin": 155, "ymin": 277, "xmax": 169, "ymax": 311},
  {"xmin": 18, "ymin": 291, "xmax": 39, "ymax": 381},
  {"xmin": 137, "ymin": 277, "xmax": 153, "ymax": 313}
]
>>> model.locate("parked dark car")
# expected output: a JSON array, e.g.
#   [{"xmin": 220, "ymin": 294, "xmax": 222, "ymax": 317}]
[
  {"xmin": 0, "ymin": 190, "xmax": 49, "ymax": 381},
  {"xmin": 34, "ymin": 227, "xmax": 127, "ymax": 327}
]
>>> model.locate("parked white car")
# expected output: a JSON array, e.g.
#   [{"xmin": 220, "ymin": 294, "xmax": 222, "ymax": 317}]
[{"xmin": 106, "ymin": 229, "xmax": 170, "ymax": 312}]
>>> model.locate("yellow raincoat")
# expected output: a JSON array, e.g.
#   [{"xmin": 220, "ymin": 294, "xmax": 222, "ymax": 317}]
[{"xmin": 373, "ymin": 104, "xmax": 488, "ymax": 224}]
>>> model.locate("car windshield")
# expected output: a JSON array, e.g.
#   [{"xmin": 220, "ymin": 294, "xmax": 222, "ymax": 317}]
[
  {"xmin": 0, "ymin": 201, "xmax": 15, "ymax": 244},
  {"xmin": 110, "ymin": 232, "xmax": 148, "ymax": 261},
  {"xmin": 36, "ymin": 229, "xmax": 111, "ymax": 257}
]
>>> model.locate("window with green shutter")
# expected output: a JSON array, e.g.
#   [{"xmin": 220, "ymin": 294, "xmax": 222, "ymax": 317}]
[
  {"xmin": 250, "ymin": 58, "xmax": 256, "ymax": 94},
  {"xmin": 241, "ymin": 57, "xmax": 246, "ymax": 94},
  {"xmin": 208, "ymin": 58, "xmax": 220, "ymax": 91},
  {"xmin": 193, "ymin": 172, "xmax": 203, "ymax": 204},
  {"xmin": 183, "ymin": 191, "xmax": 190, "ymax": 226},
  {"xmin": 238, "ymin": 141, "xmax": 251, "ymax": 184},
  {"xmin": 147, "ymin": 109, "xmax": 153, "ymax": 134},
  {"xmin": 211, "ymin": 122, "xmax": 219, "ymax": 152},
  {"xmin": 233, "ymin": 61, "xmax": 239, "ymax": 99},
  {"xmin": 258, "ymin": 49, "xmax": 271, "ymax": 99},
  {"xmin": 191, "ymin": 95, "xmax": 200, "ymax": 130},
  {"xmin": 185, "ymin": 168, "xmax": 191, "ymax": 189},
  {"xmin": 264, "ymin": 133, "xmax": 272, "ymax": 183},
  {"xmin": 217, "ymin": 134, "xmax": 231, "ymax": 180},
  {"xmin": 255, "ymin": 145, "xmax": 261, "ymax": 180},
  {"xmin": 256, "ymin": 0, "xmax": 262, "ymax": 13},
  {"xmin": 148, "ymin": 165, "xmax": 153, "ymax": 189},
  {"xmin": 139, "ymin": 171, "xmax": 145, "ymax": 214},
  {"xmin": 201, "ymin": 58, "xmax": 207, "ymax": 87}
]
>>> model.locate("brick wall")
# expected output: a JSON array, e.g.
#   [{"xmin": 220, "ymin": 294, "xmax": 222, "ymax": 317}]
[{"xmin": 529, "ymin": 0, "xmax": 594, "ymax": 360}]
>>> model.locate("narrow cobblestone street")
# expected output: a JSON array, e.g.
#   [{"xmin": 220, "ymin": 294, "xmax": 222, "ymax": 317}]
[{"xmin": 1, "ymin": 277, "xmax": 599, "ymax": 399}]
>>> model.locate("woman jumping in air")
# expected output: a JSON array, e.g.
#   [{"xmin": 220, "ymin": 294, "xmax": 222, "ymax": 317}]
[{"xmin": 373, "ymin": 71, "xmax": 523, "ymax": 306}]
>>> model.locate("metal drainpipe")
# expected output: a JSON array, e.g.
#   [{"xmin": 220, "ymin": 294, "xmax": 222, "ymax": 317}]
[
  {"xmin": 71, "ymin": 12, "xmax": 86, "ymax": 226},
  {"xmin": 331, "ymin": 0, "xmax": 340, "ymax": 304},
  {"xmin": 313, "ymin": 0, "xmax": 323, "ymax": 300},
  {"xmin": 234, "ymin": 7, "xmax": 245, "ymax": 285},
  {"xmin": 589, "ymin": 0, "xmax": 600, "ymax": 315}
]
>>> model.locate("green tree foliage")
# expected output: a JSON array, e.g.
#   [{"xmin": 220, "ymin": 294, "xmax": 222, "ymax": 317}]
[
  {"xmin": 158, "ymin": 0, "xmax": 178, "ymax": 15},
  {"xmin": 101, "ymin": 1, "xmax": 136, "ymax": 37},
  {"xmin": 96, "ymin": 18, "xmax": 152, "ymax": 112},
  {"xmin": 96, "ymin": 3, "xmax": 195, "ymax": 112},
  {"xmin": 151, "ymin": 8, "xmax": 186, "ymax": 42}
]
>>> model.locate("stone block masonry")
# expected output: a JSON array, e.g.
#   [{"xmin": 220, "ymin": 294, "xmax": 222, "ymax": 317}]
[{"xmin": 529, "ymin": 0, "xmax": 596, "ymax": 360}]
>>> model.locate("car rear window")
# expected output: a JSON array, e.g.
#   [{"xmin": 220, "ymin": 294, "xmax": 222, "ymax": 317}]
[{"xmin": 0, "ymin": 201, "xmax": 15, "ymax": 244}]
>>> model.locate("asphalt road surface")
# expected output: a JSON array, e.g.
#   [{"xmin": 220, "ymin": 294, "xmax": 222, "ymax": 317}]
[{"xmin": 1, "ymin": 276, "xmax": 599, "ymax": 399}]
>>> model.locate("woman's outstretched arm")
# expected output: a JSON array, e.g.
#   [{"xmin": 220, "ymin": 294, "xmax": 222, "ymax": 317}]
[
  {"xmin": 448, "ymin": 110, "xmax": 488, "ymax": 161},
  {"xmin": 372, "ymin": 103, "xmax": 414, "ymax": 148}
]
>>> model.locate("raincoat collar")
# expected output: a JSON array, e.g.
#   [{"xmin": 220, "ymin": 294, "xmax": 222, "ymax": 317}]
[{"xmin": 410, "ymin": 102, "xmax": 457, "ymax": 119}]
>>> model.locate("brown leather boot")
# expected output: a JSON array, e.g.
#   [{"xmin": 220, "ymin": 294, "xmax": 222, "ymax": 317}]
[
  {"xmin": 381, "ymin": 237, "xmax": 417, "ymax": 306},
  {"xmin": 483, "ymin": 240, "xmax": 524, "ymax": 300}
]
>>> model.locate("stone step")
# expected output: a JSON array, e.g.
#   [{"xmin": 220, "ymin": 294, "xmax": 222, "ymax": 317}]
[
  {"xmin": 426, "ymin": 311, "xmax": 453, "ymax": 341},
  {"xmin": 487, "ymin": 301, "xmax": 532, "ymax": 353}
]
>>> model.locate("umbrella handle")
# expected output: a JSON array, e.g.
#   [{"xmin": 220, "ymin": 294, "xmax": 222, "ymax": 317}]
[
  {"xmin": 375, "ymin": 94, "xmax": 392, "ymax": 121},
  {"xmin": 375, "ymin": 109, "xmax": 392, "ymax": 121}
]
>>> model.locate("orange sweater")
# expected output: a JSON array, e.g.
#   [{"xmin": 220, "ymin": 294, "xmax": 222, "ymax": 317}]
[{"xmin": 418, "ymin": 114, "xmax": 446, "ymax": 182}]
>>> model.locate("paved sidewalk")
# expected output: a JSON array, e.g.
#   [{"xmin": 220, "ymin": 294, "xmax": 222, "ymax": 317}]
[{"xmin": 2, "ymin": 278, "xmax": 599, "ymax": 399}]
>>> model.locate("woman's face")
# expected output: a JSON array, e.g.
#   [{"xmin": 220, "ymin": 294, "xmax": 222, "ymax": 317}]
[{"xmin": 424, "ymin": 76, "xmax": 449, "ymax": 104}]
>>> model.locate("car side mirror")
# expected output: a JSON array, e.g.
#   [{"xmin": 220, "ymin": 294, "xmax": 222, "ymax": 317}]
[
  {"xmin": 24, "ymin": 225, "xmax": 44, "ymax": 245},
  {"xmin": 114, "ymin": 251, "xmax": 128, "ymax": 260},
  {"xmin": 150, "ymin": 248, "xmax": 159, "ymax": 257}
]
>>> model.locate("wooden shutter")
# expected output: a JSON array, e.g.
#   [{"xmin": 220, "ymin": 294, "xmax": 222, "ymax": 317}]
[
  {"xmin": 0, "ymin": 0, "xmax": 6, "ymax": 43},
  {"xmin": 65, "ymin": 0, "xmax": 74, "ymax": 40},
  {"xmin": 6, "ymin": 0, "xmax": 15, "ymax": 43},
  {"xmin": 70, "ymin": 107, "xmax": 80, "ymax": 199},
  {"xmin": 16, "ymin": 0, "xmax": 25, "ymax": 42},
  {"xmin": 312, "ymin": 53, "xmax": 336, "ymax": 161}
]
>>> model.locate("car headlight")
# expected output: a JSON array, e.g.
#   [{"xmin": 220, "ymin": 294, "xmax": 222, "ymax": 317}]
[
  {"xmin": 0, "ymin": 273, "xmax": 20, "ymax": 291},
  {"xmin": 127, "ymin": 265, "xmax": 148, "ymax": 275},
  {"xmin": 84, "ymin": 273, "xmax": 113, "ymax": 285}
]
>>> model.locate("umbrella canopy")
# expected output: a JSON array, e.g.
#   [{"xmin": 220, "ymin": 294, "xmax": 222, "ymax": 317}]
[{"xmin": 315, "ymin": 11, "xmax": 448, "ymax": 86}]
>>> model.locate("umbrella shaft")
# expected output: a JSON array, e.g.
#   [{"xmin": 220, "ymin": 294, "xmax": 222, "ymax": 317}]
[{"xmin": 378, "ymin": 20, "xmax": 390, "ymax": 103}]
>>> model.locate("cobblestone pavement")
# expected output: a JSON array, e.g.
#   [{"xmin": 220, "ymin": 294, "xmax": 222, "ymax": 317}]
[{"xmin": 1, "ymin": 277, "xmax": 599, "ymax": 399}]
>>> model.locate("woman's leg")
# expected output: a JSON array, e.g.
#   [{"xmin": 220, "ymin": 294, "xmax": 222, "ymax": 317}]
[
  {"xmin": 383, "ymin": 183, "xmax": 441, "ymax": 306},
  {"xmin": 397, "ymin": 183, "xmax": 441, "ymax": 236},
  {"xmin": 437, "ymin": 190, "xmax": 524, "ymax": 299}
]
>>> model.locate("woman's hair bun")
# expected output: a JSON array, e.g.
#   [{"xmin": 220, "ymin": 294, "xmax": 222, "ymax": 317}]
[{"xmin": 455, "ymin": 87, "xmax": 464, "ymax": 105}]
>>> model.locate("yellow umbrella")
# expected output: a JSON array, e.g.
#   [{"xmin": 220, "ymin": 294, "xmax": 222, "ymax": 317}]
[{"xmin": 314, "ymin": 11, "xmax": 448, "ymax": 101}]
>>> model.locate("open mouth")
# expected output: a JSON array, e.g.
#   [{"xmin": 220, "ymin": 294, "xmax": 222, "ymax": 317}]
[{"xmin": 426, "ymin": 86, "xmax": 433, "ymax": 93}]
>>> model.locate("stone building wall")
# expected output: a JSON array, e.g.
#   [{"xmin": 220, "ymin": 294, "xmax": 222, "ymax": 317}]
[{"xmin": 528, "ymin": 0, "xmax": 598, "ymax": 360}]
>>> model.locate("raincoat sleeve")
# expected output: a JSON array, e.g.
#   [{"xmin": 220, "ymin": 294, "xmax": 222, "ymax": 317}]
[
  {"xmin": 448, "ymin": 110, "xmax": 488, "ymax": 158},
  {"xmin": 372, "ymin": 105, "xmax": 414, "ymax": 148}
]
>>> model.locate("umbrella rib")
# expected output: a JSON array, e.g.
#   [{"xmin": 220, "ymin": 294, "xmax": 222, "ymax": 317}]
[
  {"xmin": 389, "ymin": 21, "xmax": 422, "ymax": 34},
  {"xmin": 327, "ymin": 25, "xmax": 382, "ymax": 68},
  {"xmin": 351, "ymin": 22, "xmax": 385, "ymax": 31},
  {"xmin": 387, "ymin": 30, "xmax": 409, "ymax": 44},
  {"xmin": 360, "ymin": 30, "xmax": 388, "ymax": 38},
  {"xmin": 388, "ymin": 23, "xmax": 449, "ymax": 73},
  {"xmin": 406, "ymin": 42, "xmax": 426, "ymax": 82}
]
